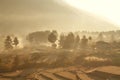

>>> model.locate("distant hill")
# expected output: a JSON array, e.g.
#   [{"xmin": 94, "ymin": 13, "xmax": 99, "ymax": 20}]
[{"xmin": 0, "ymin": 0, "xmax": 119, "ymax": 34}]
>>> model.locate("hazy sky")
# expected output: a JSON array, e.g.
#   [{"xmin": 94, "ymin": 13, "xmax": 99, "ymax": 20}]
[
  {"xmin": 64, "ymin": 0, "xmax": 120, "ymax": 26},
  {"xmin": 0, "ymin": 0, "xmax": 119, "ymax": 34}
]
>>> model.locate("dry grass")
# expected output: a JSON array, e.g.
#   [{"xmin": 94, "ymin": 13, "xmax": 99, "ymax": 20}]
[{"xmin": 0, "ymin": 47, "xmax": 120, "ymax": 72}]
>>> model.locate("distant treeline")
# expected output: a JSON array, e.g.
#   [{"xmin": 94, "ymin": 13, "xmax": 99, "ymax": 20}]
[
  {"xmin": 2, "ymin": 30, "xmax": 120, "ymax": 51},
  {"xmin": 26, "ymin": 30, "xmax": 120, "ymax": 51}
]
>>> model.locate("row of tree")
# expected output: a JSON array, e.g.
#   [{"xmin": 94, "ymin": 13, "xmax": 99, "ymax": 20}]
[
  {"xmin": 47, "ymin": 30, "xmax": 120, "ymax": 52},
  {"xmin": 26, "ymin": 30, "xmax": 120, "ymax": 51},
  {"xmin": 4, "ymin": 36, "xmax": 19, "ymax": 50},
  {"xmin": 48, "ymin": 31, "xmax": 92, "ymax": 49}
]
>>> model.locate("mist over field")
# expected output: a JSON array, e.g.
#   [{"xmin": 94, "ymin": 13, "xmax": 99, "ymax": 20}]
[{"xmin": 0, "ymin": 0, "xmax": 120, "ymax": 80}]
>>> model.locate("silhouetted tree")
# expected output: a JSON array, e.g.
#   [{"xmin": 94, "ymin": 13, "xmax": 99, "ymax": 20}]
[
  {"xmin": 88, "ymin": 36, "xmax": 92, "ymax": 40},
  {"xmin": 59, "ymin": 33, "xmax": 66, "ymax": 48},
  {"xmin": 26, "ymin": 31, "xmax": 51, "ymax": 45},
  {"xmin": 13, "ymin": 37, "xmax": 19, "ymax": 47},
  {"xmin": 98, "ymin": 33, "xmax": 104, "ymax": 41},
  {"xmin": 52, "ymin": 30, "xmax": 58, "ymax": 36},
  {"xmin": 63, "ymin": 32, "xmax": 75, "ymax": 49},
  {"xmin": 48, "ymin": 31, "xmax": 57, "ymax": 48},
  {"xmin": 88, "ymin": 36, "xmax": 93, "ymax": 45},
  {"xmin": 4, "ymin": 36, "xmax": 13, "ymax": 50},
  {"xmin": 74, "ymin": 35, "xmax": 80, "ymax": 49},
  {"xmin": 80, "ymin": 35, "xmax": 88, "ymax": 49}
]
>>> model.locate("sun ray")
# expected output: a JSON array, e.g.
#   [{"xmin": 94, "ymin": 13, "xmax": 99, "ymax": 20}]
[{"xmin": 64, "ymin": 0, "xmax": 120, "ymax": 26}]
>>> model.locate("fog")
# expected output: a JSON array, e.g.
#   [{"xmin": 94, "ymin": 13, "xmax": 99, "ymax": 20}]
[
  {"xmin": 0, "ymin": 0, "xmax": 119, "ymax": 35},
  {"xmin": 0, "ymin": 1, "xmax": 120, "ymax": 79}
]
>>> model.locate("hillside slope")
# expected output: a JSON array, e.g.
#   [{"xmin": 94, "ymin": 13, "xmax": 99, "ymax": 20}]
[{"xmin": 0, "ymin": 0, "xmax": 118, "ymax": 34}]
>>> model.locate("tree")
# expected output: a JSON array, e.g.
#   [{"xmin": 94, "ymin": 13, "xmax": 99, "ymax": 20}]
[
  {"xmin": 48, "ymin": 31, "xmax": 57, "ymax": 48},
  {"xmin": 52, "ymin": 30, "xmax": 58, "ymax": 36},
  {"xmin": 63, "ymin": 32, "xmax": 75, "ymax": 49},
  {"xmin": 80, "ymin": 35, "xmax": 88, "ymax": 49},
  {"xmin": 98, "ymin": 33, "xmax": 104, "ymax": 41},
  {"xmin": 74, "ymin": 35, "xmax": 80, "ymax": 49},
  {"xmin": 59, "ymin": 33, "xmax": 66, "ymax": 48},
  {"xmin": 4, "ymin": 36, "xmax": 13, "ymax": 50},
  {"xmin": 13, "ymin": 37, "xmax": 19, "ymax": 47},
  {"xmin": 26, "ymin": 31, "xmax": 51, "ymax": 45},
  {"xmin": 88, "ymin": 36, "xmax": 93, "ymax": 45},
  {"xmin": 88, "ymin": 36, "xmax": 92, "ymax": 41}
]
